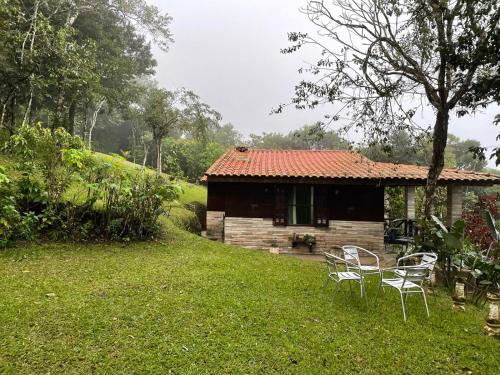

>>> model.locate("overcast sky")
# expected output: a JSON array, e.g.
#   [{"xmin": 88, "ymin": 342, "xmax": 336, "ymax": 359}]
[{"xmin": 151, "ymin": 0, "xmax": 498, "ymax": 166}]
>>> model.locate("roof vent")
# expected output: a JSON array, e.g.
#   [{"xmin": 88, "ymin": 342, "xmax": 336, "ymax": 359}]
[{"xmin": 235, "ymin": 146, "xmax": 248, "ymax": 152}]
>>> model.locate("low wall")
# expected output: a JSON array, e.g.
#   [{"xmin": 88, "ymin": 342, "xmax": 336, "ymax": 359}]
[
  {"xmin": 206, "ymin": 211, "xmax": 225, "ymax": 241},
  {"xmin": 223, "ymin": 217, "xmax": 385, "ymax": 255}
]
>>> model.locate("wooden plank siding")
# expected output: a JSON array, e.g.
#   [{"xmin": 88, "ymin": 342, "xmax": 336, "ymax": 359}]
[{"xmin": 207, "ymin": 182, "xmax": 384, "ymax": 222}]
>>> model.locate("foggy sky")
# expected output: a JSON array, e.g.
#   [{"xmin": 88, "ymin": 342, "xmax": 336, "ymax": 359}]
[{"xmin": 151, "ymin": 0, "xmax": 498, "ymax": 166}]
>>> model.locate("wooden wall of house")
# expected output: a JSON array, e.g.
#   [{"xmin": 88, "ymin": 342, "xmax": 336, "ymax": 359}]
[{"xmin": 207, "ymin": 182, "xmax": 384, "ymax": 222}]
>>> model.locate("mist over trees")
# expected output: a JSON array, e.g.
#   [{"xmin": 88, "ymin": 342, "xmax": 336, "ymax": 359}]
[{"xmin": 0, "ymin": 0, "xmax": 496, "ymax": 186}]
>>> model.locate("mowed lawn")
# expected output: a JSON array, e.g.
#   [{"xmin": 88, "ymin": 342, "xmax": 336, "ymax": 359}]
[{"xmin": 0, "ymin": 225, "xmax": 498, "ymax": 374}]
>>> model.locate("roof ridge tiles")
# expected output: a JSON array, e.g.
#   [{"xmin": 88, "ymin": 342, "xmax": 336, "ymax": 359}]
[{"xmin": 203, "ymin": 148, "xmax": 500, "ymax": 184}]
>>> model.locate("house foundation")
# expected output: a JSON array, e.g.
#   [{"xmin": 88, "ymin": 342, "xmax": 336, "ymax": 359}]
[{"xmin": 216, "ymin": 215, "xmax": 385, "ymax": 256}]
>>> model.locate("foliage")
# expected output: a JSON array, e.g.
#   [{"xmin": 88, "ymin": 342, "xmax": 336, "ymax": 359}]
[
  {"xmin": 162, "ymin": 137, "xmax": 227, "ymax": 182},
  {"xmin": 1, "ymin": 126, "xmax": 180, "ymax": 245},
  {"xmin": 250, "ymin": 123, "xmax": 349, "ymax": 150},
  {"xmin": 462, "ymin": 249, "xmax": 500, "ymax": 297},
  {"xmin": 415, "ymin": 186, "xmax": 448, "ymax": 222},
  {"xmin": 463, "ymin": 194, "xmax": 499, "ymax": 251},
  {"xmin": 208, "ymin": 123, "xmax": 243, "ymax": 147},
  {"xmin": 0, "ymin": 0, "xmax": 171, "ymax": 135},
  {"xmin": 143, "ymin": 87, "xmax": 222, "ymax": 173},
  {"xmin": 5, "ymin": 124, "xmax": 88, "ymax": 203},
  {"xmin": 0, "ymin": 238, "xmax": 498, "ymax": 373},
  {"xmin": 167, "ymin": 206, "xmax": 202, "ymax": 235},
  {"xmin": 0, "ymin": 167, "xmax": 20, "ymax": 247},
  {"xmin": 384, "ymin": 186, "xmax": 405, "ymax": 219},
  {"xmin": 416, "ymin": 215, "xmax": 466, "ymax": 286},
  {"xmin": 447, "ymin": 135, "xmax": 487, "ymax": 171}
]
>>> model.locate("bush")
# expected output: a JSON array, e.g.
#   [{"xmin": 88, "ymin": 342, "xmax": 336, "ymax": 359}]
[
  {"xmin": 1, "ymin": 125, "xmax": 180, "ymax": 246},
  {"xmin": 462, "ymin": 194, "xmax": 499, "ymax": 251},
  {"xmin": 0, "ymin": 167, "xmax": 21, "ymax": 247}
]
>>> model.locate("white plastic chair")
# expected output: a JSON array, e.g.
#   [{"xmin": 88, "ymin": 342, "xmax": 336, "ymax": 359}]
[
  {"xmin": 395, "ymin": 252, "xmax": 437, "ymax": 283},
  {"xmin": 376, "ymin": 265, "xmax": 430, "ymax": 321},
  {"xmin": 342, "ymin": 245, "xmax": 381, "ymax": 280},
  {"xmin": 323, "ymin": 252, "xmax": 368, "ymax": 306}
]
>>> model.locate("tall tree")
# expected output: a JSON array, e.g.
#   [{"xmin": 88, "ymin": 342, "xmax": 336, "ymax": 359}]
[
  {"xmin": 144, "ymin": 88, "xmax": 181, "ymax": 174},
  {"xmin": 447, "ymin": 134, "xmax": 487, "ymax": 171},
  {"xmin": 0, "ymin": 0, "xmax": 171, "ymax": 136},
  {"xmin": 250, "ymin": 124, "xmax": 349, "ymax": 150},
  {"xmin": 143, "ymin": 87, "xmax": 222, "ymax": 173},
  {"xmin": 280, "ymin": 0, "xmax": 500, "ymax": 217},
  {"xmin": 208, "ymin": 123, "xmax": 243, "ymax": 147}
]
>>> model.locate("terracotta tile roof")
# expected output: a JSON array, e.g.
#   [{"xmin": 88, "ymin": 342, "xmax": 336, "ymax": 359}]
[{"xmin": 204, "ymin": 148, "xmax": 500, "ymax": 184}]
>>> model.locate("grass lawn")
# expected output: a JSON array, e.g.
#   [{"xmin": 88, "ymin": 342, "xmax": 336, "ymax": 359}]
[{"xmin": 0, "ymin": 223, "xmax": 498, "ymax": 374}]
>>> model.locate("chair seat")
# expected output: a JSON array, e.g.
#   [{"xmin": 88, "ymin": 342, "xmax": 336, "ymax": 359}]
[
  {"xmin": 382, "ymin": 278, "xmax": 420, "ymax": 289},
  {"xmin": 333, "ymin": 271, "xmax": 362, "ymax": 280}
]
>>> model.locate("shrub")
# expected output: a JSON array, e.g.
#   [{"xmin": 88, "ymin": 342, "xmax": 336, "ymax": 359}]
[
  {"xmin": 462, "ymin": 194, "xmax": 499, "ymax": 251},
  {"xmin": 2, "ymin": 126, "xmax": 180, "ymax": 245},
  {"xmin": 0, "ymin": 167, "xmax": 21, "ymax": 247}
]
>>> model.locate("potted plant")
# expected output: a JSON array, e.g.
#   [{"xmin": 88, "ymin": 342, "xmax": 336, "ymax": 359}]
[
  {"xmin": 289, "ymin": 233, "xmax": 316, "ymax": 252},
  {"xmin": 303, "ymin": 234, "xmax": 316, "ymax": 252}
]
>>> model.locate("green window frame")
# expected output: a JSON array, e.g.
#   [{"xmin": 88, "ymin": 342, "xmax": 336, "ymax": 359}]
[{"xmin": 288, "ymin": 185, "xmax": 314, "ymax": 225}]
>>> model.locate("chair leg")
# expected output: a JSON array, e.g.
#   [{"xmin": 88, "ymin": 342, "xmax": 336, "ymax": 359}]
[
  {"xmin": 348, "ymin": 280, "xmax": 353, "ymax": 295},
  {"xmin": 332, "ymin": 281, "xmax": 341, "ymax": 303},
  {"xmin": 399, "ymin": 291, "xmax": 407, "ymax": 321},
  {"xmin": 421, "ymin": 289, "xmax": 430, "ymax": 318},
  {"xmin": 375, "ymin": 280, "xmax": 382, "ymax": 304},
  {"xmin": 362, "ymin": 280, "xmax": 369, "ymax": 308},
  {"xmin": 321, "ymin": 276, "xmax": 331, "ymax": 290}
]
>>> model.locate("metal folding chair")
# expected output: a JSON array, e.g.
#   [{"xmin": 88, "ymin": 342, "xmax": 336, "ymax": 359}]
[
  {"xmin": 342, "ymin": 245, "xmax": 382, "ymax": 281},
  {"xmin": 395, "ymin": 252, "xmax": 437, "ymax": 284},
  {"xmin": 376, "ymin": 265, "xmax": 430, "ymax": 321},
  {"xmin": 323, "ymin": 252, "xmax": 368, "ymax": 307}
]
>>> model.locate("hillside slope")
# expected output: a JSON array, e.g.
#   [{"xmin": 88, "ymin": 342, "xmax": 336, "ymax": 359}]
[
  {"xmin": 0, "ymin": 151, "xmax": 207, "ymax": 234},
  {"xmin": 93, "ymin": 153, "xmax": 207, "ymax": 233}
]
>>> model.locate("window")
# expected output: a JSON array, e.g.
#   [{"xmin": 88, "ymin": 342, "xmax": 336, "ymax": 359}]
[{"xmin": 288, "ymin": 185, "xmax": 314, "ymax": 225}]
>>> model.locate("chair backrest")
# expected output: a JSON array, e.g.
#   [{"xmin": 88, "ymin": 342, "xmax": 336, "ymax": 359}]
[
  {"xmin": 342, "ymin": 246, "xmax": 360, "ymax": 263},
  {"xmin": 401, "ymin": 266, "xmax": 429, "ymax": 287},
  {"xmin": 325, "ymin": 252, "xmax": 361, "ymax": 275},
  {"xmin": 420, "ymin": 253, "xmax": 438, "ymax": 273},
  {"xmin": 398, "ymin": 252, "xmax": 437, "ymax": 270},
  {"xmin": 324, "ymin": 252, "xmax": 342, "ymax": 275}
]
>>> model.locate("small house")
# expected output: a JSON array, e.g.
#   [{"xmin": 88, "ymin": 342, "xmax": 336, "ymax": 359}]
[{"xmin": 203, "ymin": 147, "xmax": 499, "ymax": 255}]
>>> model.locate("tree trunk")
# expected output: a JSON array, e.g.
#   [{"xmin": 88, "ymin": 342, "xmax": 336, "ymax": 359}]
[
  {"xmin": 21, "ymin": 89, "xmax": 33, "ymax": 126},
  {"xmin": 131, "ymin": 126, "xmax": 137, "ymax": 164},
  {"xmin": 423, "ymin": 110, "xmax": 449, "ymax": 218},
  {"xmin": 142, "ymin": 141, "xmax": 149, "ymax": 168},
  {"xmin": 8, "ymin": 95, "xmax": 16, "ymax": 135},
  {"xmin": 0, "ymin": 101, "xmax": 6, "ymax": 129},
  {"xmin": 29, "ymin": 96, "xmax": 37, "ymax": 126},
  {"xmin": 67, "ymin": 100, "xmax": 76, "ymax": 135},
  {"xmin": 88, "ymin": 99, "xmax": 105, "ymax": 150},
  {"xmin": 53, "ymin": 92, "xmax": 65, "ymax": 130},
  {"xmin": 82, "ymin": 101, "xmax": 88, "ymax": 139},
  {"xmin": 156, "ymin": 139, "xmax": 162, "ymax": 174}
]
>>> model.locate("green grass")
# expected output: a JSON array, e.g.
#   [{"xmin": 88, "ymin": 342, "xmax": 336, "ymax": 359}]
[{"xmin": 0, "ymin": 224, "xmax": 498, "ymax": 374}]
